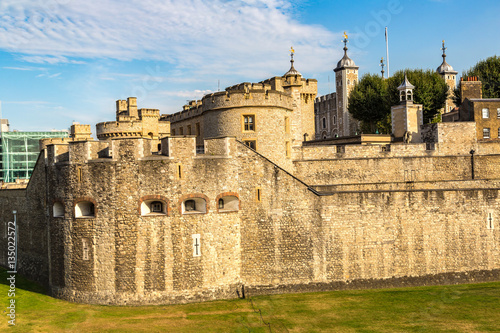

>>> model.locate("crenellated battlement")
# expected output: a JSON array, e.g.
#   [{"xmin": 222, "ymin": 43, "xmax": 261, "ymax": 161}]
[
  {"xmin": 165, "ymin": 85, "xmax": 294, "ymax": 124},
  {"xmin": 44, "ymin": 136, "xmax": 239, "ymax": 167}
]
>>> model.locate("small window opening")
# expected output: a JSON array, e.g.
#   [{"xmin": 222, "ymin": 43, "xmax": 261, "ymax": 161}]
[
  {"xmin": 192, "ymin": 234, "xmax": 201, "ymax": 257},
  {"xmin": 151, "ymin": 201, "xmax": 163, "ymax": 212},
  {"xmin": 82, "ymin": 238, "xmax": 89, "ymax": 261},
  {"xmin": 185, "ymin": 200, "xmax": 196, "ymax": 211},
  {"xmin": 243, "ymin": 140, "xmax": 256, "ymax": 150},
  {"xmin": 218, "ymin": 198, "xmax": 224, "ymax": 209},
  {"xmin": 182, "ymin": 198, "xmax": 207, "ymax": 214},
  {"xmin": 243, "ymin": 115, "xmax": 255, "ymax": 131},
  {"xmin": 487, "ymin": 213, "xmax": 494, "ymax": 229},
  {"xmin": 256, "ymin": 188, "xmax": 261, "ymax": 202},
  {"xmin": 177, "ymin": 164, "xmax": 182, "ymax": 179},
  {"xmin": 77, "ymin": 167, "xmax": 82, "ymax": 183},
  {"xmin": 483, "ymin": 128, "xmax": 490, "ymax": 139},
  {"xmin": 53, "ymin": 202, "xmax": 64, "ymax": 217},
  {"xmin": 75, "ymin": 201, "xmax": 95, "ymax": 218}
]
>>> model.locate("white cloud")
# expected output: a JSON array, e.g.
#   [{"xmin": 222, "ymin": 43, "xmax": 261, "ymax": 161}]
[
  {"xmin": 159, "ymin": 90, "xmax": 214, "ymax": 99},
  {"xmin": 0, "ymin": 0, "xmax": 341, "ymax": 77}
]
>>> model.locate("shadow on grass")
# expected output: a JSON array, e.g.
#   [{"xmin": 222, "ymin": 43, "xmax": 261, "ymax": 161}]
[{"xmin": 0, "ymin": 266, "xmax": 48, "ymax": 295}]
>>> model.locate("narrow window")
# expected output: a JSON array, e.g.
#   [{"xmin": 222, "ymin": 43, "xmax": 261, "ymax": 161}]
[
  {"xmin": 285, "ymin": 117, "xmax": 290, "ymax": 134},
  {"xmin": 192, "ymin": 234, "xmax": 201, "ymax": 257},
  {"xmin": 497, "ymin": 108, "xmax": 500, "ymax": 118},
  {"xmin": 333, "ymin": 115, "xmax": 336, "ymax": 125},
  {"xmin": 77, "ymin": 167, "xmax": 82, "ymax": 183},
  {"xmin": 82, "ymin": 239, "xmax": 89, "ymax": 261},
  {"xmin": 243, "ymin": 115, "xmax": 255, "ymax": 131},
  {"xmin": 172, "ymin": 129, "xmax": 176, "ymax": 136},
  {"xmin": 482, "ymin": 108, "xmax": 489, "ymax": 119},
  {"xmin": 322, "ymin": 118, "xmax": 326, "ymax": 129},
  {"xmin": 286, "ymin": 141, "xmax": 291, "ymax": 157},
  {"xmin": 187, "ymin": 125, "xmax": 192, "ymax": 135},
  {"xmin": 487, "ymin": 212, "xmax": 494, "ymax": 229},
  {"xmin": 196, "ymin": 123, "xmax": 201, "ymax": 136},
  {"xmin": 177, "ymin": 164, "xmax": 182, "ymax": 179},
  {"xmin": 185, "ymin": 200, "xmax": 196, "ymax": 211},
  {"xmin": 179, "ymin": 127, "xmax": 184, "ymax": 135},
  {"xmin": 157, "ymin": 143, "xmax": 161, "ymax": 152},
  {"xmin": 483, "ymin": 128, "xmax": 490, "ymax": 139},
  {"xmin": 218, "ymin": 198, "xmax": 224, "ymax": 210},
  {"xmin": 256, "ymin": 188, "xmax": 261, "ymax": 202}
]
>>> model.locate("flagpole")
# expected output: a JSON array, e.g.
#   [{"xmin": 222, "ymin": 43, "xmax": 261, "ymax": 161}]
[{"xmin": 385, "ymin": 27, "xmax": 390, "ymax": 78}]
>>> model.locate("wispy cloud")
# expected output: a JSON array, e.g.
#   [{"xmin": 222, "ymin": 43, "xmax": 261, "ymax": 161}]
[
  {"xmin": 3, "ymin": 66, "xmax": 47, "ymax": 71},
  {"xmin": 3, "ymin": 100, "xmax": 51, "ymax": 105},
  {"xmin": 159, "ymin": 89, "xmax": 214, "ymax": 99},
  {"xmin": 0, "ymin": 0, "xmax": 340, "ymax": 77},
  {"xmin": 36, "ymin": 72, "xmax": 62, "ymax": 79}
]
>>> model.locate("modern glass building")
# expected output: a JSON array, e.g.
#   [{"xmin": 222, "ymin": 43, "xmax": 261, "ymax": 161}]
[{"xmin": 0, "ymin": 120, "xmax": 68, "ymax": 183}]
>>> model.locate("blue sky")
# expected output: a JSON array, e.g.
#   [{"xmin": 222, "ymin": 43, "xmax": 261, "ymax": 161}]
[{"xmin": 0, "ymin": 0, "xmax": 499, "ymax": 131}]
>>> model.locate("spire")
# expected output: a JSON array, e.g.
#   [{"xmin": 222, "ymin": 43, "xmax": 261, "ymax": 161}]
[
  {"xmin": 283, "ymin": 46, "xmax": 301, "ymax": 76},
  {"xmin": 334, "ymin": 31, "xmax": 358, "ymax": 72},
  {"xmin": 380, "ymin": 57, "xmax": 385, "ymax": 79},
  {"xmin": 343, "ymin": 31, "xmax": 349, "ymax": 54},
  {"xmin": 436, "ymin": 40, "xmax": 457, "ymax": 75}
]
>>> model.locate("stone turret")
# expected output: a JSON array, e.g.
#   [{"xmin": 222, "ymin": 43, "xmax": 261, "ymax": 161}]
[
  {"xmin": 437, "ymin": 40, "xmax": 458, "ymax": 113},
  {"xmin": 334, "ymin": 32, "xmax": 359, "ymax": 137},
  {"xmin": 391, "ymin": 75, "xmax": 423, "ymax": 143}
]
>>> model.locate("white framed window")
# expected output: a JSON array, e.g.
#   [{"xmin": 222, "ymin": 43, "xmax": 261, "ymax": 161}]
[
  {"xmin": 483, "ymin": 128, "xmax": 490, "ymax": 139},
  {"xmin": 497, "ymin": 108, "xmax": 500, "ymax": 118},
  {"xmin": 482, "ymin": 108, "xmax": 489, "ymax": 118}
]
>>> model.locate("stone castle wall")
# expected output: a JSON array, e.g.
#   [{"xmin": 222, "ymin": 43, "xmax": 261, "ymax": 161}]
[{"xmin": 0, "ymin": 135, "xmax": 498, "ymax": 306}]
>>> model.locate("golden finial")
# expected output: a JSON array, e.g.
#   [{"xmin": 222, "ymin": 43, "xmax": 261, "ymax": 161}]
[
  {"xmin": 290, "ymin": 46, "xmax": 295, "ymax": 54},
  {"xmin": 343, "ymin": 31, "xmax": 348, "ymax": 40}
]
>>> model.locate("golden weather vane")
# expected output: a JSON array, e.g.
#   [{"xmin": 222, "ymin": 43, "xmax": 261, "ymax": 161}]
[
  {"xmin": 290, "ymin": 46, "xmax": 295, "ymax": 54},
  {"xmin": 343, "ymin": 31, "xmax": 348, "ymax": 40}
]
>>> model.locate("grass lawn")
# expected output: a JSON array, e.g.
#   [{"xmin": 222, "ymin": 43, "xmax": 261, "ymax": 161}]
[{"xmin": 0, "ymin": 268, "xmax": 499, "ymax": 332}]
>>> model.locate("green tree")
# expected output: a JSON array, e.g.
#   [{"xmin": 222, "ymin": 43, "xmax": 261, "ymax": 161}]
[
  {"xmin": 453, "ymin": 55, "xmax": 500, "ymax": 104},
  {"xmin": 348, "ymin": 69, "xmax": 448, "ymax": 132},
  {"xmin": 387, "ymin": 69, "xmax": 448, "ymax": 124},
  {"xmin": 348, "ymin": 74, "xmax": 389, "ymax": 133}
]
